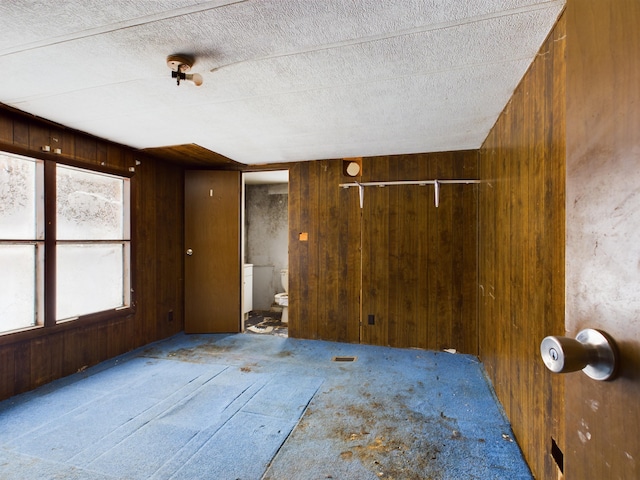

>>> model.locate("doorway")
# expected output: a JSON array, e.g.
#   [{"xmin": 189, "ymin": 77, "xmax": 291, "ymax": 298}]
[{"xmin": 242, "ymin": 170, "xmax": 289, "ymax": 336}]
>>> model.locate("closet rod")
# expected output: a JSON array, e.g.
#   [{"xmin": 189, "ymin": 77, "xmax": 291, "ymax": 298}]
[{"xmin": 339, "ymin": 179, "xmax": 481, "ymax": 208}]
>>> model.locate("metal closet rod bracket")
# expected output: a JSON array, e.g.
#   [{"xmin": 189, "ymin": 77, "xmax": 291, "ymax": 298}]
[{"xmin": 338, "ymin": 179, "xmax": 482, "ymax": 208}]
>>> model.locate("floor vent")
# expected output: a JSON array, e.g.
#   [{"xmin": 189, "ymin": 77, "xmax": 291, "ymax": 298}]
[{"xmin": 332, "ymin": 356, "xmax": 357, "ymax": 362}]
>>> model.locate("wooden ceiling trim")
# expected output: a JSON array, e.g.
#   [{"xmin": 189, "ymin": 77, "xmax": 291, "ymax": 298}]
[{"xmin": 142, "ymin": 144, "xmax": 245, "ymax": 169}]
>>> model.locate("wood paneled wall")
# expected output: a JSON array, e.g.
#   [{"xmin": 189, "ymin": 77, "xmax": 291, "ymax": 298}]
[
  {"xmin": 288, "ymin": 159, "xmax": 361, "ymax": 343},
  {"xmin": 361, "ymin": 152, "xmax": 478, "ymax": 352},
  {"xmin": 478, "ymin": 14, "xmax": 566, "ymax": 480},
  {"xmin": 0, "ymin": 107, "xmax": 184, "ymax": 401},
  {"xmin": 289, "ymin": 152, "xmax": 479, "ymax": 354}
]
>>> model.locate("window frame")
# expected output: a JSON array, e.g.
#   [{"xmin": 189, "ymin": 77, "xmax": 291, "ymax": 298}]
[
  {"xmin": 0, "ymin": 148, "xmax": 136, "ymax": 338},
  {"xmin": 0, "ymin": 155, "xmax": 45, "ymax": 332}
]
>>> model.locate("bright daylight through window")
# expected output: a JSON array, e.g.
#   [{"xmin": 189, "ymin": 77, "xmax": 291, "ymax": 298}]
[{"xmin": 0, "ymin": 151, "xmax": 131, "ymax": 335}]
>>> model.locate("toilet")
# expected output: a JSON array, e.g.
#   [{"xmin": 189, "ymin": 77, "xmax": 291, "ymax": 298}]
[{"xmin": 274, "ymin": 269, "xmax": 288, "ymax": 323}]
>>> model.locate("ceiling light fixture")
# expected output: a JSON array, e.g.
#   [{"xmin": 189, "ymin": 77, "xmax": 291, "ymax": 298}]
[{"xmin": 166, "ymin": 54, "xmax": 203, "ymax": 86}]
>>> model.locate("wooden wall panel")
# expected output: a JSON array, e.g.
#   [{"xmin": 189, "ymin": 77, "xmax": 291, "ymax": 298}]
[
  {"xmin": 12, "ymin": 117, "xmax": 29, "ymax": 148},
  {"xmin": 289, "ymin": 151, "xmax": 478, "ymax": 353},
  {"xmin": 361, "ymin": 152, "xmax": 478, "ymax": 352},
  {"xmin": 0, "ymin": 114, "xmax": 12, "ymax": 145},
  {"xmin": 28, "ymin": 122, "xmax": 51, "ymax": 153},
  {"xmin": 288, "ymin": 160, "xmax": 361, "ymax": 342},
  {"xmin": 12, "ymin": 343, "xmax": 31, "ymax": 395},
  {"xmin": 361, "ymin": 156, "xmax": 391, "ymax": 347},
  {"xmin": 0, "ymin": 347, "xmax": 16, "ymax": 398},
  {"xmin": 132, "ymin": 157, "xmax": 184, "ymax": 345},
  {"xmin": 155, "ymin": 162, "xmax": 184, "ymax": 339},
  {"xmin": 565, "ymin": 1, "xmax": 640, "ymax": 478},
  {"xmin": 133, "ymin": 159, "xmax": 159, "ymax": 345},
  {"xmin": 74, "ymin": 136, "xmax": 98, "ymax": 164},
  {"xmin": 0, "ymin": 107, "xmax": 184, "ymax": 401},
  {"xmin": 478, "ymin": 14, "xmax": 566, "ymax": 480}
]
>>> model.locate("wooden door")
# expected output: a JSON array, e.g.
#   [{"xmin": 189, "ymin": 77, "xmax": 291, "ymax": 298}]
[
  {"xmin": 184, "ymin": 170, "xmax": 240, "ymax": 333},
  {"xmin": 565, "ymin": 1, "xmax": 640, "ymax": 478}
]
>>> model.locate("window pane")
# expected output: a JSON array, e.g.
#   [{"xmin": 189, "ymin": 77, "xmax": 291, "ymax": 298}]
[
  {"xmin": 56, "ymin": 244, "xmax": 124, "ymax": 320},
  {"xmin": 0, "ymin": 245, "xmax": 36, "ymax": 333},
  {"xmin": 57, "ymin": 166, "xmax": 124, "ymax": 240},
  {"xmin": 0, "ymin": 153, "xmax": 37, "ymax": 240}
]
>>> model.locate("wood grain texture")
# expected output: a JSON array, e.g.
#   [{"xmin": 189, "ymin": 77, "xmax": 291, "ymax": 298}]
[
  {"xmin": 565, "ymin": 1, "xmax": 640, "ymax": 478},
  {"xmin": 478, "ymin": 14, "xmax": 566, "ymax": 480},
  {"xmin": 361, "ymin": 152, "xmax": 478, "ymax": 352},
  {"xmin": 0, "ymin": 105, "xmax": 137, "ymax": 173},
  {"xmin": 289, "ymin": 152, "xmax": 478, "ymax": 353},
  {"xmin": 133, "ymin": 157, "xmax": 184, "ymax": 345},
  {"xmin": 143, "ymin": 144, "xmax": 243, "ymax": 168},
  {"xmin": 288, "ymin": 160, "xmax": 361, "ymax": 342},
  {"xmin": 184, "ymin": 170, "xmax": 241, "ymax": 333},
  {"xmin": 0, "ymin": 109, "xmax": 184, "ymax": 401}
]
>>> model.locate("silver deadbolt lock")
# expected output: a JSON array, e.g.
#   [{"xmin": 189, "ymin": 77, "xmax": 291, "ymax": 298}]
[
  {"xmin": 186, "ymin": 248, "xmax": 193, "ymax": 256},
  {"xmin": 540, "ymin": 329, "xmax": 618, "ymax": 381}
]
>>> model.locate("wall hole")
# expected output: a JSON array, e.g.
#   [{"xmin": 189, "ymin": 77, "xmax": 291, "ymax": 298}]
[{"xmin": 551, "ymin": 437, "xmax": 564, "ymax": 474}]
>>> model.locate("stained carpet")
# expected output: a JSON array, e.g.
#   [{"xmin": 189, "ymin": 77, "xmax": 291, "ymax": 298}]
[{"xmin": 0, "ymin": 333, "xmax": 532, "ymax": 479}]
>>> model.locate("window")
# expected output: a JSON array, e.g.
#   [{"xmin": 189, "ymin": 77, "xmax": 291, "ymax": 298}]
[
  {"xmin": 0, "ymin": 151, "xmax": 131, "ymax": 335},
  {"xmin": 0, "ymin": 154, "xmax": 43, "ymax": 332},
  {"xmin": 55, "ymin": 164, "xmax": 131, "ymax": 321}
]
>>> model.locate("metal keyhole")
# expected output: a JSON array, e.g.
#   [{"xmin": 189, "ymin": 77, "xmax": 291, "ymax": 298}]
[{"xmin": 549, "ymin": 348, "xmax": 558, "ymax": 361}]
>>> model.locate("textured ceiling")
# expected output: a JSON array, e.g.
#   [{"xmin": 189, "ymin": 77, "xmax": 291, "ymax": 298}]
[{"xmin": 0, "ymin": 0, "xmax": 564, "ymax": 165}]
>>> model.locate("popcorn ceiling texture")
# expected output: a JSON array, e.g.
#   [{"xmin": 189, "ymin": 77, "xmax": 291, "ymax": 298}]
[{"xmin": 0, "ymin": 0, "xmax": 564, "ymax": 164}]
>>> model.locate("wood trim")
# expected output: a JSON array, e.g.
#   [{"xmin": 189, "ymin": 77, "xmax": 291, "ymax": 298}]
[
  {"xmin": 0, "ymin": 309, "xmax": 134, "ymax": 348},
  {"xmin": 0, "ymin": 142, "xmax": 135, "ymax": 177},
  {"xmin": 143, "ymin": 143, "xmax": 245, "ymax": 169},
  {"xmin": 43, "ymin": 160, "xmax": 56, "ymax": 327}
]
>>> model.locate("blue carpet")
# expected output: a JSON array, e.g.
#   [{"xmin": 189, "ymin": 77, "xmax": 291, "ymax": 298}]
[{"xmin": 0, "ymin": 333, "xmax": 532, "ymax": 479}]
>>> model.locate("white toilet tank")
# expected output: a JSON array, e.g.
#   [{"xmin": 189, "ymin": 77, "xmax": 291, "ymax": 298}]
[{"xmin": 281, "ymin": 269, "xmax": 288, "ymax": 292}]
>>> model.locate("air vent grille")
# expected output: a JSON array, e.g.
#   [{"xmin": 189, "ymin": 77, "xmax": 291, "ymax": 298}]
[{"xmin": 332, "ymin": 356, "xmax": 357, "ymax": 362}]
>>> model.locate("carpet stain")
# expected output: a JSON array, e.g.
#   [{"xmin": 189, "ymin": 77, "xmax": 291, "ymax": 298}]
[
  {"xmin": 315, "ymin": 389, "xmax": 466, "ymax": 480},
  {"xmin": 161, "ymin": 343, "xmax": 235, "ymax": 363},
  {"xmin": 240, "ymin": 362, "xmax": 259, "ymax": 372},
  {"xmin": 142, "ymin": 338, "xmax": 239, "ymax": 363},
  {"xmin": 340, "ymin": 450, "xmax": 353, "ymax": 460}
]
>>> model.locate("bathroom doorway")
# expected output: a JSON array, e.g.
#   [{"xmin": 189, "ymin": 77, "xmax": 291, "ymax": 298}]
[{"xmin": 242, "ymin": 170, "xmax": 289, "ymax": 336}]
